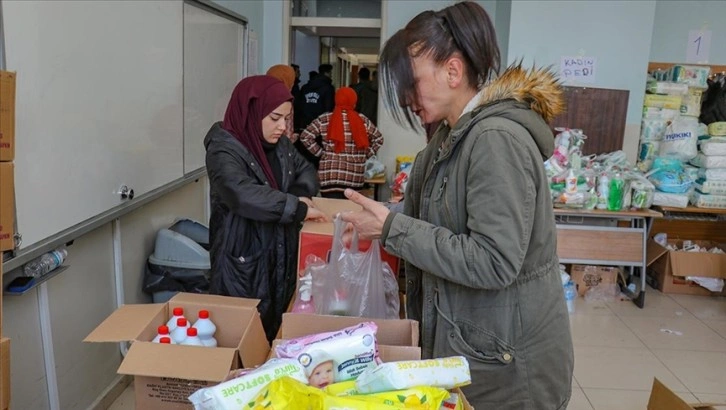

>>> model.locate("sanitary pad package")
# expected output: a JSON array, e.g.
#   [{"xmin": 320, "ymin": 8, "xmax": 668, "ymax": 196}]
[{"xmin": 355, "ymin": 356, "xmax": 472, "ymax": 394}]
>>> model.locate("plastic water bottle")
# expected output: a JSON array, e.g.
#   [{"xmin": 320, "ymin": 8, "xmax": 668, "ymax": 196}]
[
  {"xmin": 181, "ymin": 327, "xmax": 204, "ymax": 347},
  {"xmin": 152, "ymin": 325, "xmax": 175, "ymax": 344},
  {"xmin": 596, "ymin": 174, "xmax": 610, "ymax": 210},
  {"xmin": 193, "ymin": 310, "xmax": 217, "ymax": 348},
  {"xmin": 171, "ymin": 318, "xmax": 190, "ymax": 344},
  {"xmin": 166, "ymin": 308, "xmax": 186, "ymax": 332},
  {"xmin": 564, "ymin": 281, "xmax": 577, "ymax": 314},
  {"xmin": 23, "ymin": 249, "xmax": 68, "ymax": 277},
  {"xmin": 291, "ymin": 274, "xmax": 316, "ymax": 314}
]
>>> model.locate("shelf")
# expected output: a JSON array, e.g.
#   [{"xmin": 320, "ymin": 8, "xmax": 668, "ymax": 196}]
[
  {"xmin": 656, "ymin": 206, "xmax": 726, "ymax": 216},
  {"xmin": 553, "ymin": 208, "xmax": 662, "ymax": 219},
  {"xmin": 3, "ymin": 265, "xmax": 69, "ymax": 296}
]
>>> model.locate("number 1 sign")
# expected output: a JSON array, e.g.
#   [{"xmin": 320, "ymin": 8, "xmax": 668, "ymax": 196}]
[{"xmin": 687, "ymin": 30, "xmax": 711, "ymax": 64}]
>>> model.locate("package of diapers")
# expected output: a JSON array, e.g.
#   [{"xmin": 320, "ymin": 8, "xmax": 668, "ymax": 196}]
[
  {"xmin": 646, "ymin": 80, "xmax": 688, "ymax": 95},
  {"xmin": 653, "ymin": 192, "xmax": 690, "ymax": 208},
  {"xmin": 644, "ymin": 94, "xmax": 682, "ymax": 110},
  {"xmin": 698, "ymin": 168, "xmax": 726, "ymax": 181},
  {"xmin": 187, "ymin": 358, "xmax": 307, "ymax": 410},
  {"xmin": 695, "ymin": 178, "xmax": 726, "ymax": 195},
  {"xmin": 275, "ymin": 322, "xmax": 381, "ymax": 387},
  {"xmin": 700, "ymin": 138, "xmax": 726, "ymax": 156},
  {"xmin": 660, "ymin": 116, "xmax": 699, "ymax": 160},
  {"xmin": 708, "ymin": 122, "xmax": 726, "ymax": 136},
  {"xmin": 691, "ymin": 153, "xmax": 726, "ymax": 169},
  {"xmin": 355, "ymin": 356, "xmax": 471, "ymax": 394},
  {"xmin": 691, "ymin": 191, "xmax": 726, "ymax": 209}
]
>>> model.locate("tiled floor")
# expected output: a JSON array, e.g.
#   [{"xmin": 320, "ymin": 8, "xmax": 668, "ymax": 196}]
[{"xmin": 108, "ymin": 290, "xmax": 726, "ymax": 410}]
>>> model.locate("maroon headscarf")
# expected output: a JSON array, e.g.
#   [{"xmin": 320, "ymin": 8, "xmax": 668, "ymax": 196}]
[{"xmin": 222, "ymin": 75, "xmax": 293, "ymax": 189}]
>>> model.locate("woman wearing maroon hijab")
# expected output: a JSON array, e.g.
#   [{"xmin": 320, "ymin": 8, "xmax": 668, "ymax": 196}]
[{"xmin": 205, "ymin": 75, "xmax": 326, "ymax": 341}]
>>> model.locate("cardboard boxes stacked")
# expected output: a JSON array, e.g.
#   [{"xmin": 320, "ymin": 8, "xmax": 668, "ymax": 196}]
[{"xmin": 0, "ymin": 69, "xmax": 16, "ymax": 410}]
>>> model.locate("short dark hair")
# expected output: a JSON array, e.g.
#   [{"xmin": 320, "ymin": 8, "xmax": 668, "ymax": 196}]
[
  {"xmin": 379, "ymin": 2, "xmax": 500, "ymax": 129},
  {"xmin": 318, "ymin": 64, "xmax": 333, "ymax": 76},
  {"xmin": 358, "ymin": 67, "xmax": 371, "ymax": 80},
  {"xmin": 309, "ymin": 70, "xmax": 318, "ymax": 80}
]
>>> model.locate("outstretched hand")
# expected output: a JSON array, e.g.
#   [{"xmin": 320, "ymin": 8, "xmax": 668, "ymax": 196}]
[
  {"xmin": 305, "ymin": 206, "xmax": 331, "ymax": 222},
  {"xmin": 340, "ymin": 189, "xmax": 390, "ymax": 240}
]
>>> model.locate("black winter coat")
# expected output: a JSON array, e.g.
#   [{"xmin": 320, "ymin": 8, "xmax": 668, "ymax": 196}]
[
  {"xmin": 204, "ymin": 123, "xmax": 319, "ymax": 342},
  {"xmin": 296, "ymin": 75, "xmax": 335, "ymax": 131}
]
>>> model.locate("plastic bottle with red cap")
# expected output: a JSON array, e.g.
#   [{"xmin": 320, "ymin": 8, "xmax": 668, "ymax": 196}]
[
  {"xmin": 193, "ymin": 310, "xmax": 217, "ymax": 347},
  {"xmin": 166, "ymin": 307, "xmax": 187, "ymax": 332},
  {"xmin": 170, "ymin": 317, "xmax": 190, "ymax": 344},
  {"xmin": 181, "ymin": 327, "xmax": 204, "ymax": 347},
  {"xmin": 152, "ymin": 325, "xmax": 175, "ymax": 344},
  {"xmin": 159, "ymin": 337, "xmax": 172, "ymax": 344}
]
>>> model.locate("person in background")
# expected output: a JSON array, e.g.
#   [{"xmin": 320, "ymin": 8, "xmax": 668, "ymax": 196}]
[
  {"xmin": 339, "ymin": 2, "xmax": 573, "ymax": 409},
  {"xmin": 291, "ymin": 63, "xmax": 301, "ymax": 100},
  {"xmin": 299, "ymin": 87, "xmax": 383, "ymax": 199},
  {"xmin": 352, "ymin": 67, "xmax": 379, "ymax": 125},
  {"xmin": 298, "ymin": 63, "xmax": 335, "ymax": 131},
  {"xmin": 204, "ymin": 75, "xmax": 328, "ymax": 342},
  {"xmin": 267, "ymin": 64, "xmax": 298, "ymax": 143}
]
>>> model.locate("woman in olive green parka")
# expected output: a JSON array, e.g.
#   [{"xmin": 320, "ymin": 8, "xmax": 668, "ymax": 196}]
[{"xmin": 341, "ymin": 2, "xmax": 573, "ymax": 409}]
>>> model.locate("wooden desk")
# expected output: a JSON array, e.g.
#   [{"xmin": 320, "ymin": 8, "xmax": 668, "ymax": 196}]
[
  {"xmin": 554, "ymin": 208, "xmax": 663, "ymax": 308},
  {"xmin": 364, "ymin": 175, "xmax": 386, "ymax": 201},
  {"xmin": 653, "ymin": 206, "xmax": 726, "ymax": 244}
]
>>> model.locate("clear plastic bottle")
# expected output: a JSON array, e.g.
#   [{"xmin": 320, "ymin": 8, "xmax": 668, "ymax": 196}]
[
  {"xmin": 292, "ymin": 274, "xmax": 316, "ymax": 314},
  {"xmin": 171, "ymin": 318, "xmax": 190, "ymax": 344},
  {"xmin": 608, "ymin": 172, "xmax": 625, "ymax": 211},
  {"xmin": 166, "ymin": 307, "xmax": 186, "ymax": 332},
  {"xmin": 181, "ymin": 327, "xmax": 204, "ymax": 347},
  {"xmin": 565, "ymin": 169, "xmax": 578, "ymax": 194},
  {"xmin": 152, "ymin": 325, "xmax": 175, "ymax": 344},
  {"xmin": 596, "ymin": 173, "xmax": 610, "ymax": 210},
  {"xmin": 193, "ymin": 310, "xmax": 217, "ymax": 348},
  {"xmin": 564, "ymin": 281, "xmax": 577, "ymax": 314},
  {"xmin": 23, "ymin": 249, "xmax": 68, "ymax": 278}
]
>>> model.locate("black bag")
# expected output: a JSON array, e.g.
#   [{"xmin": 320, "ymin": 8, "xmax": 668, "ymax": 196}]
[{"xmin": 700, "ymin": 74, "xmax": 726, "ymax": 125}]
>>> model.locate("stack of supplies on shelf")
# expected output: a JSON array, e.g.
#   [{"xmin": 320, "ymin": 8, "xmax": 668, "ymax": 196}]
[
  {"xmin": 689, "ymin": 122, "xmax": 726, "ymax": 209},
  {"xmin": 546, "ymin": 128, "xmax": 655, "ymax": 211},
  {"xmin": 639, "ymin": 64, "xmax": 712, "ymax": 208}
]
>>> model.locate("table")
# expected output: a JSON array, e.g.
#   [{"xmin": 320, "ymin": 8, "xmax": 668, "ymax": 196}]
[
  {"xmin": 553, "ymin": 208, "xmax": 663, "ymax": 308},
  {"xmin": 364, "ymin": 175, "xmax": 386, "ymax": 201}
]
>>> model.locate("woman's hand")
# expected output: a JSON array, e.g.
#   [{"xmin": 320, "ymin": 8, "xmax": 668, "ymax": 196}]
[
  {"xmin": 340, "ymin": 189, "xmax": 390, "ymax": 240},
  {"xmin": 305, "ymin": 206, "xmax": 331, "ymax": 222}
]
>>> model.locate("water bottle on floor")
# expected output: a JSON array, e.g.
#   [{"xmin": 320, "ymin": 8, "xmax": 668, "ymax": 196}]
[
  {"xmin": 564, "ymin": 281, "xmax": 577, "ymax": 314},
  {"xmin": 23, "ymin": 249, "xmax": 68, "ymax": 278}
]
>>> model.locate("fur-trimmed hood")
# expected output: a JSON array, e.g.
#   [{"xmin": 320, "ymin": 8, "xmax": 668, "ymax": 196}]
[{"xmin": 471, "ymin": 63, "xmax": 564, "ymax": 159}]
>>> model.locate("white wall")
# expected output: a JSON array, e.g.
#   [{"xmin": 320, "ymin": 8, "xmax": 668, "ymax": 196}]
[
  {"xmin": 2, "ymin": 180, "xmax": 207, "ymax": 409},
  {"xmin": 650, "ymin": 1, "xmax": 726, "ymax": 65},
  {"xmin": 293, "ymin": 30, "xmax": 321, "ymax": 84},
  {"xmin": 494, "ymin": 0, "xmax": 511, "ymax": 66},
  {"xmin": 263, "ymin": 0, "xmax": 286, "ymax": 68},
  {"xmin": 507, "ymin": 0, "xmax": 657, "ymax": 162},
  {"xmin": 211, "ymin": 0, "xmax": 265, "ymax": 73}
]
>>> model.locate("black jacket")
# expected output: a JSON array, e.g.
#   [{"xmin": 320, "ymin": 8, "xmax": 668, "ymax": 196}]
[
  {"xmin": 353, "ymin": 80, "xmax": 378, "ymax": 125},
  {"xmin": 296, "ymin": 75, "xmax": 335, "ymax": 131},
  {"xmin": 204, "ymin": 123, "xmax": 319, "ymax": 342}
]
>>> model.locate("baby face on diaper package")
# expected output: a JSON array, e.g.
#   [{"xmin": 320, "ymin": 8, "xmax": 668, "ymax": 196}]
[{"xmin": 275, "ymin": 322, "xmax": 381, "ymax": 387}]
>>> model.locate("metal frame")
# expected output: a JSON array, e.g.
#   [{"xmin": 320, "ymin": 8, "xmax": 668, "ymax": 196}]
[{"xmin": 556, "ymin": 211, "xmax": 658, "ymax": 309}]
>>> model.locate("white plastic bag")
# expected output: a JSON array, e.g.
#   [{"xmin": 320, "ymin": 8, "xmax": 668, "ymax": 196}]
[{"xmin": 659, "ymin": 116, "xmax": 699, "ymax": 160}]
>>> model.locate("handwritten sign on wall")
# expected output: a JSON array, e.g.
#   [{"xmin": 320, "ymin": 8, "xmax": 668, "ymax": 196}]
[
  {"xmin": 687, "ymin": 30, "xmax": 711, "ymax": 64},
  {"xmin": 560, "ymin": 56, "xmax": 596, "ymax": 84}
]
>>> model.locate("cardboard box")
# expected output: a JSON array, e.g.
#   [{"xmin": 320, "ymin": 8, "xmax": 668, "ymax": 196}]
[
  {"xmin": 648, "ymin": 378, "xmax": 721, "ymax": 409},
  {"xmin": 84, "ymin": 293, "xmax": 270, "ymax": 410},
  {"xmin": 647, "ymin": 239, "xmax": 726, "ymax": 296},
  {"xmin": 299, "ymin": 198, "xmax": 399, "ymax": 276},
  {"xmin": 570, "ymin": 265, "xmax": 622, "ymax": 297},
  {"xmin": 0, "ymin": 162, "xmax": 15, "ymax": 251},
  {"xmin": 0, "ymin": 71, "xmax": 15, "ymax": 162},
  {"xmin": 0, "ymin": 337, "xmax": 9, "ymax": 410}
]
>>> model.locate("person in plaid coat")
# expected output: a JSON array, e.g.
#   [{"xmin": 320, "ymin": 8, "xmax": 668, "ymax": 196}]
[{"xmin": 299, "ymin": 87, "xmax": 384, "ymax": 198}]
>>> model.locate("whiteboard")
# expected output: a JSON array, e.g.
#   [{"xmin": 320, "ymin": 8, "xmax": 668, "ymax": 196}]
[{"xmin": 183, "ymin": 2, "xmax": 246, "ymax": 173}]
